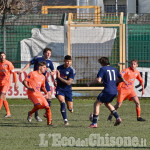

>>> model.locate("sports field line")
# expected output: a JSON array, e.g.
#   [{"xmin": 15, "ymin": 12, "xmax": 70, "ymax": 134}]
[{"xmin": 9, "ymin": 103, "xmax": 150, "ymax": 107}]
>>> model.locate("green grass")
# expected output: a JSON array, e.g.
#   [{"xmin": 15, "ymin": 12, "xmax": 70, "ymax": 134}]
[{"xmin": 0, "ymin": 98, "xmax": 150, "ymax": 150}]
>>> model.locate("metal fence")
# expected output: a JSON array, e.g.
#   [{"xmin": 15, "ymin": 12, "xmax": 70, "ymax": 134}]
[
  {"xmin": 68, "ymin": 12, "xmax": 124, "ymax": 86},
  {"xmin": 126, "ymin": 13, "xmax": 150, "ymax": 67},
  {"xmin": 1, "ymin": 6, "xmax": 150, "ymax": 88},
  {"xmin": 0, "ymin": 7, "xmax": 125, "ymax": 89}
]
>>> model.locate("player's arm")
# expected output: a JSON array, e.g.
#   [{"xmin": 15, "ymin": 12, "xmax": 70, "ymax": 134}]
[
  {"xmin": 117, "ymin": 69, "xmax": 128, "ymax": 86},
  {"xmin": 50, "ymin": 70, "xmax": 55, "ymax": 76},
  {"xmin": 17, "ymin": 62, "xmax": 31, "ymax": 74},
  {"xmin": 22, "ymin": 79, "xmax": 34, "ymax": 92},
  {"xmin": 9, "ymin": 64, "xmax": 19, "ymax": 90},
  {"xmin": 41, "ymin": 78, "xmax": 47, "ymax": 95},
  {"xmin": 87, "ymin": 77, "xmax": 102, "ymax": 86},
  {"xmin": 41, "ymin": 86, "xmax": 47, "ymax": 95},
  {"xmin": 57, "ymin": 70, "xmax": 73, "ymax": 85},
  {"xmin": 12, "ymin": 71, "xmax": 19, "ymax": 90},
  {"xmin": 21, "ymin": 62, "xmax": 31, "ymax": 72},
  {"xmin": 116, "ymin": 76, "xmax": 128, "ymax": 86},
  {"xmin": 137, "ymin": 74, "xmax": 145, "ymax": 95}
]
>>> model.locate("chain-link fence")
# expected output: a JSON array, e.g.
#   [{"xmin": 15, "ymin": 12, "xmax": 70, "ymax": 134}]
[
  {"xmin": 127, "ymin": 13, "xmax": 150, "ymax": 67},
  {"xmin": 2, "ymin": 6, "xmax": 150, "ymax": 87}
]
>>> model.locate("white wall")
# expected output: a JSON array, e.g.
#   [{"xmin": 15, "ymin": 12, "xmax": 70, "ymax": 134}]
[
  {"xmin": 127, "ymin": 0, "xmax": 136, "ymax": 13},
  {"xmin": 138, "ymin": 0, "xmax": 150, "ymax": 13}
]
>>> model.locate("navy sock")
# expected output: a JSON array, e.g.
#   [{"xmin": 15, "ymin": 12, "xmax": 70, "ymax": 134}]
[
  {"xmin": 60, "ymin": 102, "xmax": 67, "ymax": 120},
  {"xmin": 47, "ymin": 99, "xmax": 51, "ymax": 107},
  {"xmin": 112, "ymin": 110, "xmax": 119, "ymax": 119},
  {"xmin": 92, "ymin": 114, "xmax": 98, "ymax": 124}
]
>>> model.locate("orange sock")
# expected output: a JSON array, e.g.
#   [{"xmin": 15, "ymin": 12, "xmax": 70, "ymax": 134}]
[
  {"xmin": 136, "ymin": 107, "xmax": 141, "ymax": 118},
  {"xmin": 29, "ymin": 104, "xmax": 41, "ymax": 116},
  {"xmin": 0, "ymin": 99, "xmax": 3, "ymax": 110},
  {"xmin": 45, "ymin": 106, "xmax": 52, "ymax": 124},
  {"xmin": 3, "ymin": 100, "xmax": 11, "ymax": 115}
]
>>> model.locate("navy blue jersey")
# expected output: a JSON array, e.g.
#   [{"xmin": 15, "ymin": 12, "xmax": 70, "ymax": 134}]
[
  {"xmin": 30, "ymin": 56, "xmax": 54, "ymax": 76},
  {"xmin": 97, "ymin": 65, "xmax": 122, "ymax": 94},
  {"xmin": 56, "ymin": 65, "xmax": 76, "ymax": 91}
]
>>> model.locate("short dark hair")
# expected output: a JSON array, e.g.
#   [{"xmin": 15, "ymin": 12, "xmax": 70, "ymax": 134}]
[
  {"xmin": 38, "ymin": 61, "xmax": 47, "ymax": 67},
  {"xmin": 43, "ymin": 48, "xmax": 52, "ymax": 54},
  {"xmin": 98, "ymin": 57, "xmax": 110, "ymax": 66},
  {"xmin": 130, "ymin": 59, "xmax": 138, "ymax": 64},
  {"xmin": 0, "ymin": 52, "xmax": 6, "ymax": 55},
  {"xmin": 64, "ymin": 55, "xmax": 72, "ymax": 60}
]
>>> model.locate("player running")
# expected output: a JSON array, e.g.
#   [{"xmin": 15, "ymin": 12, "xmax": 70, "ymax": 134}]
[
  {"xmin": 22, "ymin": 61, "xmax": 52, "ymax": 125},
  {"xmin": 0, "ymin": 52, "xmax": 18, "ymax": 117},
  {"xmin": 55, "ymin": 55, "xmax": 76, "ymax": 126},
  {"xmin": 107, "ymin": 59, "xmax": 145, "ymax": 121},
  {"xmin": 20, "ymin": 48, "xmax": 55, "ymax": 122},
  {"xmin": 88, "ymin": 57, "xmax": 127, "ymax": 128}
]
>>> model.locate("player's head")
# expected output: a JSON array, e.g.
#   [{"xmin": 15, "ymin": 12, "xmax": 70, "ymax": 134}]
[
  {"xmin": 64, "ymin": 55, "xmax": 72, "ymax": 68},
  {"xmin": 130, "ymin": 59, "xmax": 138, "ymax": 70},
  {"xmin": 0, "ymin": 52, "xmax": 6, "ymax": 62},
  {"xmin": 43, "ymin": 48, "xmax": 52, "ymax": 59},
  {"xmin": 38, "ymin": 61, "xmax": 47, "ymax": 73},
  {"xmin": 98, "ymin": 57, "xmax": 110, "ymax": 66}
]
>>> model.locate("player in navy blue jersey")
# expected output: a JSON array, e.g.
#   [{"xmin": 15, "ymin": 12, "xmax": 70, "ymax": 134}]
[
  {"xmin": 20, "ymin": 48, "xmax": 55, "ymax": 122},
  {"xmin": 88, "ymin": 57, "xmax": 127, "ymax": 128},
  {"xmin": 55, "ymin": 55, "xmax": 76, "ymax": 126}
]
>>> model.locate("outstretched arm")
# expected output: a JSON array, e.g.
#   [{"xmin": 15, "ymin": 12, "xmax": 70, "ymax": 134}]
[{"xmin": 18, "ymin": 62, "xmax": 31, "ymax": 73}]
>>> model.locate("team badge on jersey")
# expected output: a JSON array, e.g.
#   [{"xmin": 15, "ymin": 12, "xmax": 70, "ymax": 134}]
[{"xmin": 66, "ymin": 71, "xmax": 69, "ymax": 75}]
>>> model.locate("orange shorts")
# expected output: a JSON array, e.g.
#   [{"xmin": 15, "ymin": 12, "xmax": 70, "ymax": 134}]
[
  {"xmin": 117, "ymin": 89, "xmax": 137, "ymax": 103},
  {"xmin": 28, "ymin": 92, "xmax": 48, "ymax": 108},
  {"xmin": 0, "ymin": 85, "xmax": 10, "ymax": 94}
]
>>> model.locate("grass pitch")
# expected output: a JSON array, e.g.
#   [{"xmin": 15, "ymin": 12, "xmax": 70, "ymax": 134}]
[{"xmin": 0, "ymin": 98, "xmax": 150, "ymax": 150}]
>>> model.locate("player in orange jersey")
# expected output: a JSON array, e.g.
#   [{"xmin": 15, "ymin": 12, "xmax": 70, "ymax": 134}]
[
  {"xmin": 0, "ymin": 52, "xmax": 18, "ymax": 117},
  {"xmin": 22, "ymin": 61, "xmax": 52, "ymax": 125},
  {"xmin": 107, "ymin": 59, "xmax": 145, "ymax": 121}
]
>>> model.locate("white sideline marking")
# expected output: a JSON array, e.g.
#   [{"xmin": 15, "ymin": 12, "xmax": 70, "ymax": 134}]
[{"xmin": 9, "ymin": 103, "xmax": 150, "ymax": 107}]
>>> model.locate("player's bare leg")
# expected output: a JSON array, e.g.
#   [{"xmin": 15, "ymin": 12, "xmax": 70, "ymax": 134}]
[
  {"xmin": 88, "ymin": 100, "xmax": 102, "ymax": 128},
  {"xmin": 66, "ymin": 101, "xmax": 73, "ymax": 113},
  {"xmin": 132, "ymin": 96, "xmax": 146, "ymax": 121},
  {"xmin": 57, "ymin": 95, "xmax": 69, "ymax": 125}
]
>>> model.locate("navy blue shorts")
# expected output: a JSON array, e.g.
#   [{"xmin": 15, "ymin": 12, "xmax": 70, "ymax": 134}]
[
  {"xmin": 45, "ymin": 80, "xmax": 51, "ymax": 92},
  {"xmin": 56, "ymin": 88, "xmax": 72, "ymax": 102},
  {"xmin": 97, "ymin": 92, "xmax": 116, "ymax": 103}
]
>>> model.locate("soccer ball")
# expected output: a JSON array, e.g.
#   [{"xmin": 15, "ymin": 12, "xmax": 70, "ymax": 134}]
[{"xmin": 89, "ymin": 113, "xmax": 93, "ymax": 122}]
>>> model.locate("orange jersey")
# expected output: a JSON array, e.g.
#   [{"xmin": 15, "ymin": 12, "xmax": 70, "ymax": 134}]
[
  {"xmin": 118, "ymin": 67, "xmax": 143, "ymax": 90},
  {"xmin": 24, "ymin": 71, "xmax": 45, "ymax": 95},
  {"xmin": 0, "ymin": 60, "xmax": 14, "ymax": 86}
]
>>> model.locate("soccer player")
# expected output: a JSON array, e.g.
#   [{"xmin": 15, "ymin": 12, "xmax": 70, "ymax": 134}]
[
  {"xmin": 22, "ymin": 61, "xmax": 52, "ymax": 125},
  {"xmin": 107, "ymin": 59, "xmax": 145, "ymax": 121},
  {"xmin": 0, "ymin": 52, "xmax": 18, "ymax": 117},
  {"xmin": 88, "ymin": 57, "xmax": 127, "ymax": 128},
  {"xmin": 20, "ymin": 48, "xmax": 55, "ymax": 122},
  {"xmin": 55, "ymin": 55, "xmax": 76, "ymax": 126}
]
